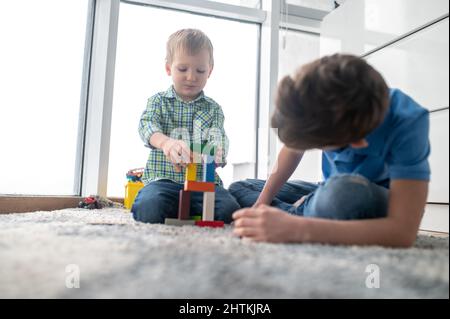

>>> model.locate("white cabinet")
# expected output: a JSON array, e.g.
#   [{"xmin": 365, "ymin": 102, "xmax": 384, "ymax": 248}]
[
  {"xmin": 320, "ymin": 0, "xmax": 449, "ymax": 56},
  {"xmin": 428, "ymin": 109, "xmax": 449, "ymax": 203},
  {"xmin": 366, "ymin": 19, "xmax": 449, "ymax": 112},
  {"xmin": 421, "ymin": 204, "xmax": 449, "ymax": 233}
]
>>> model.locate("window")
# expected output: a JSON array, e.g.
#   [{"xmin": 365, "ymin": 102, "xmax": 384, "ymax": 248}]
[
  {"xmin": 0, "ymin": 0, "xmax": 90, "ymax": 195},
  {"xmin": 277, "ymin": 29, "xmax": 323, "ymax": 182},
  {"xmin": 209, "ymin": 0, "xmax": 261, "ymax": 8},
  {"xmin": 278, "ymin": 29, "xmax": 320, "ymax": 78},
  {"xmin": 107, "ymin": 3, "xmax": 259, "ymax": 196}
]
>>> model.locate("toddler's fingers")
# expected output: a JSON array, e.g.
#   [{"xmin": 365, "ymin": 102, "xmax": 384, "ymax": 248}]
[
  {"xmin": 180, "ymin": 148, "xmax": 191, "ymax": 163},
  {"xmin": 173, "ymin": 163, "xmax": 181, "ymax": 173}
]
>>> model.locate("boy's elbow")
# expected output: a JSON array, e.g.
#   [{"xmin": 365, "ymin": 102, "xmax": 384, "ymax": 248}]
[
  {"xmin": 390, "ymin": 230, "xmax": 417, "ymax": 248},
  {"xmin": 393, "ymin": 236, "xmax": 416, "ymax": 248}
]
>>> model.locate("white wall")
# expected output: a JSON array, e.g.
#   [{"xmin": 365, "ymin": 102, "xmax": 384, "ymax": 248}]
[
  {"xmin": 320, "ymin": 0, "xmax": 449, "ymax": 232},
  {"xmin": 321, "ymin": 0, "xmax": 449, "ymax": 56}
]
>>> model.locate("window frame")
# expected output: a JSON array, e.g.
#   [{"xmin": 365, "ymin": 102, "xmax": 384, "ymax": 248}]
[
  {"xmin": 0, "ymin": 0, "xmax": 325, "ymax": 209},
  {"xmin": 83, "ymin": 0, "xmax": 323, "ymax": 196}
]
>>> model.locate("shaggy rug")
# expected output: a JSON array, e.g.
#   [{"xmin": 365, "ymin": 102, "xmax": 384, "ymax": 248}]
[{"xmin": 0, "ymin": 208, "xmax": 448, "ymax": 299}]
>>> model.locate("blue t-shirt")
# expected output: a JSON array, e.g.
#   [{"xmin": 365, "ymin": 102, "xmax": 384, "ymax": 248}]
[{"xmin": 322, "ymin": 88, "xmax": 430, "ymax": 188}]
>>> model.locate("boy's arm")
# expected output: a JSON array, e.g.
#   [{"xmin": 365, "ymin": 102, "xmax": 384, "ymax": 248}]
[
  {"xmin": 139, "ymin": 96, "xmax": 190, "ymax": 172},
  {"xmin": 139, "ymin": 96, "xmax": 164, "ymax": 149},
  {"xmin": 233, "ymin": 179, "xmax": 428, "ymax": 247},
  {"xmin": 150, "ymin": 133, "xmax": 191, "ymax": 172},
  {"xmin": 254, "ymin": 145, "xmax": 304, "ymax": 207}
]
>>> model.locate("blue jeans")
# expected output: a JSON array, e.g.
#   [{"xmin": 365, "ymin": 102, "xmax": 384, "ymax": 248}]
[
  {"xmin": 229, "ymin": 174, "xmax": 389, "ymax": 220},
  {"xmin": 131, "ymin": 179, "xmax": 241, "ymax": 224}
]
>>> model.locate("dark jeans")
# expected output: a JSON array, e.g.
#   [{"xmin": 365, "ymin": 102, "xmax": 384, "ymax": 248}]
[
  {"xmin": 229, "ymin": 174, "xmax": 389, "ymax": 220},
  {"xmin": 131, "ymin": 179, "xmax": 240, "ymax": 224}
]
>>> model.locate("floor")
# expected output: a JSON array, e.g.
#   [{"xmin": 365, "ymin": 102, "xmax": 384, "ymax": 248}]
[{"xmin": 0, "ymin": 208, "xmax": 448, "ymax": 298}]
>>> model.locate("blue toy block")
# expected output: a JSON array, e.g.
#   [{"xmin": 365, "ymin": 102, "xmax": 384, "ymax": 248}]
[{"xmin": 203, "ymin": 154, "xmax": 215, "ymax": 182}]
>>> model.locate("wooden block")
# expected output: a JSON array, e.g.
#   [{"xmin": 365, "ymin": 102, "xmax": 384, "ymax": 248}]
[
  {"xmin": 202, "ymin": 192, "xmax": 215, "ymax": 221},
  {"xmin": 178, "ymin": 190, "xmax": 191, "ymax": 220},
  {"xmin": 184, "ymin": 180, "xmax": 215, "ymax": 192},
  {"xmin": 202, "ymin": 154, "xmax": 215, "ymax": 182},
  {"xmin": 165, "ymin": 218, "xmax": 196, "ymax": 226},
  {"xmin": 195, "ymin": 220, "xmax": 224, "ymax": 228},
  {"xmin": 185, "ymin": 163, "xmax": 197, "ymax": 181}
]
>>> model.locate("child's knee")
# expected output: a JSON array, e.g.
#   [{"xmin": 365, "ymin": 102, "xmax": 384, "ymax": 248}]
[
  {"xmin": 132, "ymin": 201, "xmax": 165, "ymax": 223},
  {"xmin": 214, "ymin": 189, "xmax": 241, "ymax": 224},
  {"xmin": 215, "ymin": 201, "xmax": 241, "ymax": 224},
  {"xmin": 228, "ymin": 180, "xmax": 249, "ymax": 196},
  {"xmin": 131, "ymin": 194, "xmax": 171, "ymax": 224},
  {"xmin": 305, "ymin": 174, "xmax": 386, "ymax": 220}
]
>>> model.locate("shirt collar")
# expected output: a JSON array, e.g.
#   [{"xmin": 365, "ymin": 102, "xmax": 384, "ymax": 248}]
[{"xmin": 162, "ymin": 85, "xmax": 205, "ymax": 103}]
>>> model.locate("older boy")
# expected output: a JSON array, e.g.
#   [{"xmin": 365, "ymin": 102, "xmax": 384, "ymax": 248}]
[
  {"xmin": 230, "ymin": 54, "xmax": 430, "ymax": 247},
  {"xmin": 132, "ymin": 29, "xmax": 240, "ymax": 223}
]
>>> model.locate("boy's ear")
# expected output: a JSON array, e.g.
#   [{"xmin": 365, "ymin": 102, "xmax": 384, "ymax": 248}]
[
  {"xmin": 208, "ymin": 66, "xmax": 213, "ymax": 78},
  {"xmin": 165, "ymin": 63, "xmax": 172, "ymax": 76},
  {"xmin": 350, "ymin": 139, "xmax": 369, "ymax": 148}
]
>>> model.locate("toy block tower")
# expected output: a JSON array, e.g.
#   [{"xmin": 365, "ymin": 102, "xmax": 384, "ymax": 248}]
[{"xmin": 164, "ymin": 142, "xmax": 224, "ymax": 228}]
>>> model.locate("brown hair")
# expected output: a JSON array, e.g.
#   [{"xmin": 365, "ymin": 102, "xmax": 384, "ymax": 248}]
[
  {"xmin": 166, "ymin": 28, "xmax": 214, "ymax": 66},
  {"xmin": 272, "ymin": 54, "xmax": 389, "ymax": 150}
]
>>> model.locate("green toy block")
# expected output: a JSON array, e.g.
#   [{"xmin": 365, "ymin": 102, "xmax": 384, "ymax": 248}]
[
  {"xmin": 190, "ymin": 215, "xmax": 202, "ymax": 221},
  {"xmin": 190, "ymin": 142, "xmax": 217, "ymax": 156}
]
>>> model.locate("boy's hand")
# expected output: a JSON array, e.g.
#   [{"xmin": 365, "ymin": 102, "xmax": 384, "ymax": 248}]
[
  {"xmin": 293, "ymin": 195, "xmax": 308, "ymax": 208},
  {"xmin": 214, "ymin": 147, "xmax": 224, "ymax": 166},
  {"xmin": 161, "ymin": 138, "xmax": 191, "ymax": 172},
  {"xmin": 232, "ymin": 205, "xmax": 301, "ymax": 243}
]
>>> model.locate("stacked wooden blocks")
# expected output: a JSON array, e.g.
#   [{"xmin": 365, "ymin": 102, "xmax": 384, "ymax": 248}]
[{"xmin": 165, "ymin": 144, "xmax": 224, "ymax": 228}]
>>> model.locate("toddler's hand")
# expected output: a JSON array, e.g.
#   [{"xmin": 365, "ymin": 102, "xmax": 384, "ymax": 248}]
[
  {"xmin": 161, "ymin": 139, "xmax": 191, "ymax": 172},
  {"xmin": 214, "ymin": 147, "xmax": 224, "ymax": 167}
]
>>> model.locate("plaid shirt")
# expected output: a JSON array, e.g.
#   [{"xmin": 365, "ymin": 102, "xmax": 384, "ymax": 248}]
[{"xmin": 139, "ymin": 86, "xmax": 229, "ymax": 185}]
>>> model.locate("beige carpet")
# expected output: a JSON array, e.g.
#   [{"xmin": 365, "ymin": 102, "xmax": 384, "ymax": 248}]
[{"xmin": 0, "ymin": 208, "xmax": 448, "ymax": 298}]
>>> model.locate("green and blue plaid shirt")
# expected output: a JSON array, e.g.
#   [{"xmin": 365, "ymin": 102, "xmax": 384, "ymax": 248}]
[{"xmin": 139, "ymin": 86, "xmax": 229, "ymax": 185}]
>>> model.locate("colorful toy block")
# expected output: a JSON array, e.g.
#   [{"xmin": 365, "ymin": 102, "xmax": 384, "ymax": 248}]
[
  {"xmin": 178, "ymin": 190, "xmax": 191, "ymax": 220},
  {"xmin": 167, "ymin": 142, "xmax": 224, "ymax": 228},
  {"xmin": 202, "ymin": 192, "xmax": 215, "ymax": 221},
  {"xmin": 195, "ymin": 220, "xmax": 224, "ymax": 228},
  {"xmin": 185, "ymin": 163, "xmax": 197, "ymax": 181},
  {"xmin": 190, "ymin": 142, "xmax": 217, "ymax": 156},
  {"xmin": 184, "ymin": 180, "xmax": 215, "ymax": 192},
  {"xmin": 203, "ymin": 154, "xmax": 215, "ymax": 182},
  {"xmin": 165, "ymin": 218, "xmax": 196, "ymax": 226},
  {"xmin": 124, "ymin": 181, "xmax": 144, "ymax": 210}
]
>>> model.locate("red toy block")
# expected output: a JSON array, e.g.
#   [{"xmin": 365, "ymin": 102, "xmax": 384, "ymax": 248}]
[
  {"xmin": 184, "ymin": 180, "xmax": 215, "ymax": 192},
  {"xmin": 178, "ymin": 190, "xmax": 191, "ymax": 220},
  {"xmin": 195, "ymin": 220, "xmax": 224, "ymax": 228}
]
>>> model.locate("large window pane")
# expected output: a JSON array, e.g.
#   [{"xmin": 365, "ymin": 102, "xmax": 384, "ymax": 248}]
[
  {"xmin": 107, "ymin": 3, "xmax": 259, "ymax": 196},
  {"xmin": 209, "ymin": 0, "xmax": 261, "ymax": 9},
  {"xmin": 278, "ymin": 29, "xmax": 320, "ymax": 78},
  {"xmin": 277, "ymin": 29, "xmax": 322, "ymax": 183},
  {"xmin": 0, "ymin": 0, "xmax": 89, "ymax": 195}
]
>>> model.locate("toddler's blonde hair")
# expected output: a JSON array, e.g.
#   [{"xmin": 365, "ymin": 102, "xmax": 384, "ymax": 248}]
[{"xmin": 166, "ymin": 28, "xmax": 214, "ymax": 67}]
